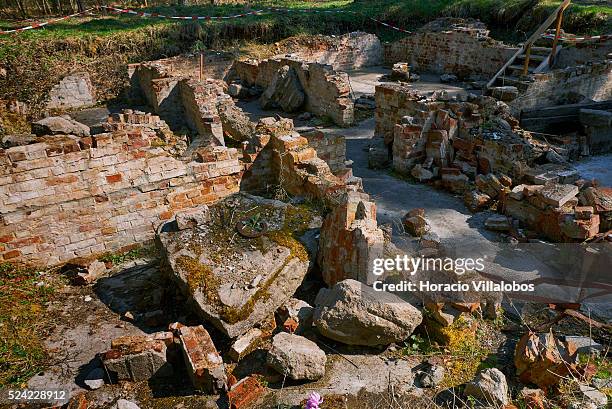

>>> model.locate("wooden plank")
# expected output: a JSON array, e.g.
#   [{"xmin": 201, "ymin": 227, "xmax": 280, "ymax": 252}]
[{"xmin": 486, "ymin": 0, "xmax": 571, "ymax": 89}]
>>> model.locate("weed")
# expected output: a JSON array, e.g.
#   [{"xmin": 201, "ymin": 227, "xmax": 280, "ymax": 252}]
[
  {"xmin": 0, "ymin": 262, "xmax": 56, "ymax": 386},
  {"xmin": 98, "ymin": 245, "xmax": 157, "ymax": 265}
]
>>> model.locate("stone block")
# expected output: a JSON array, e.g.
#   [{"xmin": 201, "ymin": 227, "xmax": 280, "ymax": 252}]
[{"xmin": 537, "ymin": 184, "xmax": 579, "ymax": 208}]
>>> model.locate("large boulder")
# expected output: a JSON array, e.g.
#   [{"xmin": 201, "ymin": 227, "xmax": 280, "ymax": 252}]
[
  {"xmin": 313, "ymin": 279, "xmax": 423, "ymax": 346},
  {"xmin": 260, "ymin": 65, "xmax": 305, "ymax": 112},
  {"xmin": 266, "ymin": 333, "xmax": 326, "ymax": 380},
  {"xmin": 464, "ymin": 368, "xmax": 509, "ymax": 406},
  {"xmin": 159, "ymin": 194, "xmax": 314, "ymax": 338},
  {"xmin": 31, "ymin": 115, "xmax": 90, "ymax": 137}
]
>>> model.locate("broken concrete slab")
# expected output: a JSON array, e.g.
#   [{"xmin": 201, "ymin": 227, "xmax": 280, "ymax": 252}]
[
  {"xmin": 537, "ymin": 183, "xmax": 579, "ymax": 208},
  {"xmin": 265, "ymin": 354, "xmax": 416, "ymax": 406},
  {"xmin": 485, "ymin": 214, "xmax": 511, "ymax": 231},
  {"xmin": 177, "ymin": 325, "xmax": 227, "ymax": 393},
  {"xmin": 31, "ymin": 116, "xmax": 90, "ymax": 137},
  {"xmin": 266, "ymin": 333, "xmax": 326, "ymax": 381},
  {"xmin": 159, "ymin": 194, "xmax": 312, "ymax": 338},
  {"xmin": 314, "ymin": 279, "xmax": 422, "ymax": 346}
]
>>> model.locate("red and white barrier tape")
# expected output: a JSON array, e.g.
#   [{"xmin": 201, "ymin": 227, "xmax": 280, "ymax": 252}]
[
  {"xmin": 541, "ymin": 32, "xmax": 611, "ymax": 43},
  {"xmin": 1, "ymin": 5, "xmax": 608, "ymax": 41},
  {"xmin": 100, "ymin": 5, "xmax": 265, "ymax": 20},
  {"xmin": 0, "ymin": 8, "xmax": 95, "ymax": 34},
  {"xmin": 0, "ymin": 5, "xmax": 414, "ymax": 35}
]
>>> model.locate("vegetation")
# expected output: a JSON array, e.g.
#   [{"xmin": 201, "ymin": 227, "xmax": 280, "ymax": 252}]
[
  {"xmin": 0, "ymin": 0, "xmax": 609, "ymax": 112},
  {"xmin": 97, "ymin": 244, "xmax": 157, "ymax": 265},
  {"xmin": 0, "ymin": 262, "xmax": 57, "ymax": 386}
]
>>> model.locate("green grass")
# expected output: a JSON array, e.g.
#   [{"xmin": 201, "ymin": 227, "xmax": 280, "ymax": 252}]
[
  {"xmin": 97, "ymin": 244, "xmax": 157, "ymax": 265},
  {"xmin": 0, "ymin": 263, "xmax": 57, "ymax": 386},
  {"xmin": 0, "ymin": 0, "xmax": 609, "ymax": 110},
  {"xmin": 1, "ymin": 0, "xmax": 608, "ymax": 43}
]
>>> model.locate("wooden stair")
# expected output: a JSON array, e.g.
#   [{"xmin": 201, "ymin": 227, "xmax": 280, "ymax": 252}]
[{"xmin": 487, "ymin": 0, "xmax": 571, "ymax": 94}]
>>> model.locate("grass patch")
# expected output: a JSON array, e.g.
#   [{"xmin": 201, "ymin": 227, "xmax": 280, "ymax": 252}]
[
  {"xmin": 98, "ymin": 244, "xmax": 157, "ymax": 265},
  {"xmin": 0, "ymin": 262, "xmax": 57, "ymax": 387},
  {"xmin": 0, "ymin": 0, "xmax": 609, "ymax": 110}
]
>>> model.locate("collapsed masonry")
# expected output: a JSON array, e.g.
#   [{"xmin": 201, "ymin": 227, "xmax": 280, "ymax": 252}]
[
  {"xmin": 384, "ymin": 19, "xmax": 611, "ymax": 114},
  {"xmin": 371, "ymin": 83, "xmax": 610, "ymax": 242}
]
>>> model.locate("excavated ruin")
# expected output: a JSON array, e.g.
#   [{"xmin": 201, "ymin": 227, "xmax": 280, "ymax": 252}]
[{"xmin": 0, "ymin": 16, "xmax": 610, "ymax": 409}]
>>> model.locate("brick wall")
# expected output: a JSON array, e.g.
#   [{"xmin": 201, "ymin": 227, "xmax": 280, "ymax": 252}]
[
  {"xmin": 375, "ymin": 83, "xmax": 438, "ymax": 141},
  {"xmin": 384, "ymin": 29, "xmax": 517, "ymax": 78},
  {"xmin": 302, "ymin": 130, "xmax": 346, "ymax": 174},
  {"xmin": 556, "ymin": 41, "xmax": 612, "ymax": 68},
  {"xmin": 129, "ymin": 64, "xmax": 231, "ymax": 146},
  {"xmin": 0, "ymin": 128, "xmax": 241, "ymax": 266},
  {"xmin": 278, "ymin": 32, "xmax": 383, "ymax": 71},
  {"xmin": 510, "ymin": 61, "xmax": 612, "ymax": 112}
]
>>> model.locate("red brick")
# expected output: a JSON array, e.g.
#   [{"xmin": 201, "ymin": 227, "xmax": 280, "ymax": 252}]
[
  {"xmin": 106, "ymin": 173, "xmax": 123, "ymax": 183},
  {"xmin": 3, "ymin": 250, "xmax": 21, "ymax": 259},
  {"xmin": 228, "ymin": 377, "xmax": 264, "ymax": 409},
  {"xmin": 0, "ymin": 234, "xmax": 13, "ymax": 243},
  {"xmin": 159, "ymin": 211, "xmax": 173, "ymax": 220}
]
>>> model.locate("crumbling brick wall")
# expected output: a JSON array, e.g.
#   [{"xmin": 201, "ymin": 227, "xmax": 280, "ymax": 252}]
[
  {"xmin": 384, "ymin": 29, "xmax": 516, "ymax": 78},
  {"xmin": 302, "ymin": 130, "xmax": 346, "ymax": 174},
  {"xmin": 375, "ymin": 84, "xmax": 432, "ymax": 142},
  {"xmin": 510, "ymin": 61, "xmax": 612, "ymax": 112},
  {"xmin": 129, "ymin": 63, "xmax": 235, "ymax": 146},
  {"xmin": 0, "ymin": 127, "xmax": 241, "ymax": 266},
  {"xmin": 232, "ymin": 58, "xmax": 354, "ymax": 126},
  {"xmin": 556, "ymin": 40, "xmax": 612, "ymax": 68},
  {"xmin": 279, "ymin": 32, "xmax": 383, "ymax": 71}
]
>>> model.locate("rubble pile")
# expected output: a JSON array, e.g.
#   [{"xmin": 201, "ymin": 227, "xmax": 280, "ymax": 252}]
[
  {"xmin": 372, "ymin": 83, "xmax": 611, "ymax": 242},
  {"xmin": 230, "ymin": 57, "xmax": 354, "ymax": 127}
]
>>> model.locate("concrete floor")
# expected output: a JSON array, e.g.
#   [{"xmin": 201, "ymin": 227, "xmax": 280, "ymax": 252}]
[
  {"xmin": 346, "ymin": 67, "xmax": 469, "ymax": 98},
  {"xmin": 573, "ymin": 153, "xmax": 612, "ymax": 186}
]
